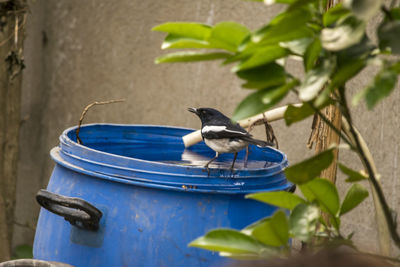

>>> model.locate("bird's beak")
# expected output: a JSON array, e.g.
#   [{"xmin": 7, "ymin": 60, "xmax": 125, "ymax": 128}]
[{"xmin": 187, "ymin": 107, "xmax": 198, "ymax": 115}]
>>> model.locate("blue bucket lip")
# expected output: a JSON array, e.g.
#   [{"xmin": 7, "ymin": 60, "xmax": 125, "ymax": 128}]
[{"xmin": 53, "ymin": 123, "xmax": 291, "ymax": 193}]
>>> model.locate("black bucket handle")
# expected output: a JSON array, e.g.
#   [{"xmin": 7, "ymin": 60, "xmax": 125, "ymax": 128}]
[{"xmin": 36, "ymin": 189, "xmax": 102, "ymax": 231}]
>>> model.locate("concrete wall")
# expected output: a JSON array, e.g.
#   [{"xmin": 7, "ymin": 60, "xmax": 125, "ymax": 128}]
[{"xmin": 14, "ymin": 0, "xmax": 400, "ymax": 254}]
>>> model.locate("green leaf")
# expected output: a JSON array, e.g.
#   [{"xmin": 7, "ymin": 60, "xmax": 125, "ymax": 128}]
[
  {"xmin": 155, "ymin": 51, "xmax": 230, "ymax": 63},
  {"xmin": 340, "ymin": 183, "xmax": 369, "ymax": 215},
  {"xmin": 323, "ymin": 4, "xmax": 351, "ymax": 27},
  {"xmin": 13, "ymin": 245, "xmax": 33, "ymax": 259},
  {"xmin": 330, "ymin": 216, "xmax": 341, "ymax": 230},
  {"xmin": 232, "ymin": 81, "xmax": 297, "ymax": 121},
  {"xmin": 284, "ymin": 94, "xmax": 333, "ymax": 126},
  {"xmin": 279, "ymin": 38, "xmax": 313, "ymax": 56},
  {"xmin": 336, "ymin": 35, "xmax": 375, "ymax": 64},
  {"xmin": 263, "ymin": 0, "xmax": 297, "ymax": 4},
  {"xmin": 284, "ymin": 149, "xmax": 334, "ymax": 184},
  {"xmin": 243, "ymin": 210, "xmax": 289, "ymax": 247},
  {"xmin": 261, "ymin": 81, "xmax": 297, "ymax": 105},
  {"xmin": 161, "ymin": 34, "xmax": 211, "ymax": 49},
  {"xmin": 246, "ymin": 191, "xmax": 306, "ymax": 210},
  {"xmin": 284, "ymin": 103, "xmax": 314, "ymax": 126},
  {"xmin": 253, "ymin": 8, "xmax": 314, "ymax": 45},
  {"xmin": 343, "ymin": 0, "xmax": 381, "ymax": 20},
  {"xmin": 218, "ymin": 252, "xmax": 271, "ymax": 260},
  {"xmin": 298, "ymin": 59, "xmax": 335, "ymax": 101},
  {"xmin": 347, "ymin": 231, "xmax": 355, "ymax": 240},
  {"xmin": 352, "ymin": 89, "xmax": 364, "ymax": 106},
  {"xmin": 363, "ymin": 68, "xmax": 398, "ymax": 109},
  {"xmin": 233, "ymin": 46, "xmax": 288, "ymax": 71},
  {"xmin": 156, "ymin": 22, "xmax": 250, "ymax": 52},
  {"xmin": 209, "ymin": 22, "xmax": 251, "ymax": 52},
  {"xmin": 389, "ymin": 8, "xmax": 400, "ymax": 20},
  {"xmin": 321, "ymin": 15, "xmax": 366, "ymax": 51},
  {"xmin": 299, "ymin": 178, "xmax": 340, "ymax": 217},
  {"xmin": 391, "ymin": 61, "xmax": 400, "ymax": 73},
  {"xmin": 338, "ymin": 163, "xmax": 368, "ymax": 182},
  {"xmin": 222, "ymin": 52, "xmax": 251, "ymax": 65},
  {"xmin": 152, "ymin": 22, "xmax": 211, "ymax": 40},
  {"xmin": 313, "ymin": 86, "xmax": 335, "ymax": 108},
  {"xmin": 378, "ymin": 21, "xmax": 400, "ymax": 55},
  {"xmin": 256, "ymin": 26, "xmax": 314, "ymax": 48},
  {"xmin": 287, "ymin": 0, "xmax": 318, "ymax": 11},
  {"xmin": 189, "ymin": 229, "xmax": 267, "ymax": 254},
  {"xmin": 330, "ymin": 58, "xmax": 366, "ymax": 88},
  {"xmin": 304, "ymin": 38, "xmax": 321, "ymax": 71},
  {"xmin": 236, "ymin": 63, "xmax": 287, "ymax": 89},
  {"xmin": 289, "ymin": 204, "xmax": 319, "ymax": 242}
]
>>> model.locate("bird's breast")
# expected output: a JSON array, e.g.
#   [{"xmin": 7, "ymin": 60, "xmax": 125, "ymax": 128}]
[{"xmin": 204, "ymin": 138, "xmax": 248, "ymax": 153}]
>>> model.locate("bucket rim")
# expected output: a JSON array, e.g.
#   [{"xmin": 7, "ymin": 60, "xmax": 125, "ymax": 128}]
[
  {"xmin": 53, "ymin": 123, "xmax": 291, "ymax": 192},
  {"xmin": 51, "ymin": 147, "xmax": 292, "ymax": 194},
  {"xmin": 60, "ymin": 123, "xmax": 288, "ymax": 172}
]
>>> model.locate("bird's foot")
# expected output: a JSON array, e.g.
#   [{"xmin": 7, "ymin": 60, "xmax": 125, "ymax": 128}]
[
  {"xmin": 229, "ymin": 168, "xmax": 236, "ymax": 178},
  {"xmin": 204, "ymin": 164, "xmax": 211, "ymax": 177}
]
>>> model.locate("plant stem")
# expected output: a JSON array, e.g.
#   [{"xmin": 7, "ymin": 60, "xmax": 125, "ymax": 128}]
[
  {"xmin": 341, "ymin": 119, "xmax": 392, "ymax": 256},
  {"xmin": 338, "ymin": 88, "xmax": 400, "ymax": 250}
]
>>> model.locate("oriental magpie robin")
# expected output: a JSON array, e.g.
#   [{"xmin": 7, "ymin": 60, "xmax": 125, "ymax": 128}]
[{"xmin": 188, "ymin": 107, "xmax": 273, "ymax": 170}]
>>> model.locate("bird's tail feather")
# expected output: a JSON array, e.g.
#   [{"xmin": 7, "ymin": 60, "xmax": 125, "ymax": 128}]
[{"xmin": 242, "ymin": 136, "xmax": 274, "ymax": 147}]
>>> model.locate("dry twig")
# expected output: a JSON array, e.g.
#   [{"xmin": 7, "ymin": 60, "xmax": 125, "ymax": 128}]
[
  {"xmin": 244, "ymin": 115, "xmax": 279, "ymax": 167},
  {"xmin": 247, "ymin": 114, "xmax": 279, "ymax": 148},
  {"xmin": 75, "ymin": 99, "xmax": 125, "ymax": 144},
  {"xmin": 0, "ymin": 12, "xmax": 26, "ymax": 47}
]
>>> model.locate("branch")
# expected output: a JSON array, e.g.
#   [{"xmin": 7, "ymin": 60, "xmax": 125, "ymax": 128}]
[
  {"xmin": 75, "ymin": 99, "xmax": 125, "ymax": 144},
  {"xmin": 341, "ymin": 118, "xmax": 392, "ymax": 256},
  {"xmin": 338, "ymin": 88, "xmax": 400, "ymax": 251}
]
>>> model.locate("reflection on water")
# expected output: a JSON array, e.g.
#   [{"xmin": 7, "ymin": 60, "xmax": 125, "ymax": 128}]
[
  {"xmin": 85, "ymin": 142, "xmax": 279, "ymax": 170},
  {"xmin": 160, "ymin": 159, "xmax": 277, "ymax": 169},
  {"xmin": 160, "ymin": 149, "xmax": 278, "ymax": 169}
]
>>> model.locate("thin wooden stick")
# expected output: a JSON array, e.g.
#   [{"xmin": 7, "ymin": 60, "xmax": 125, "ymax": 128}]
[
  {"xmin": 75, "ymin": 99, "xmax": 125, "ymax": 144},
  {"xmin": 0, "ymin": 13, "xmax": 27, "ymax": 48},
  {"xmin": 308, "ymin": 0, "xmax": 343, "ymax": 235}
]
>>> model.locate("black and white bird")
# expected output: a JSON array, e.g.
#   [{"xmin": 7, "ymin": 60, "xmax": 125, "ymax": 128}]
[{"xmin": 188, "ymin": 107, "xmax": 273, "ymax": 170}]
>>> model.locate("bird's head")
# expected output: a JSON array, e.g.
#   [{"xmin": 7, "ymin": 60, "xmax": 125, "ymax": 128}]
[{"xmin": 188, "ymin": 107, "xmax": 229, "ymax": 124}]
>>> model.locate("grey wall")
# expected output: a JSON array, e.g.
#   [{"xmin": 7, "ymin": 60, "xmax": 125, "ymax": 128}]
[{"xmin": 14, "ymin": 0, "xmax": 400, "ymax": 255}]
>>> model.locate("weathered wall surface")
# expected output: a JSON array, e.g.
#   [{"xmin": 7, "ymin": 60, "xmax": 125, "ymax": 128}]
[{"xmin": 14, "ymin": 0, "xmax": 400, "ymax": 255}]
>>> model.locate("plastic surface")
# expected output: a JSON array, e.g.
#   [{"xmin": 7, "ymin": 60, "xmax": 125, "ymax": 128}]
[{"xmin": 33, "ymin": 124, "xmax": 291, "ymax": 267}]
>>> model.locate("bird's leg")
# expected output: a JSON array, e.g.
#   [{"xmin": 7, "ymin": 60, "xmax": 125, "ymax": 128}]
[
  {"xmin": 205, "ymin": 152, "xmax": 219, "ymax": 175},
  {"xmin": 205, "ymin": 152, "xmax": 219, "ymax": 168},
  {"xmin": 230, "ymin": 152, "xmax": 238, "ymax": 177},
  {"xmin": 244, "ymin": 146, "xmax": 249, "ymax": 168},
  {"xmin": 231, "ymin": 152, "xmax": 238, "ymax": 170}
]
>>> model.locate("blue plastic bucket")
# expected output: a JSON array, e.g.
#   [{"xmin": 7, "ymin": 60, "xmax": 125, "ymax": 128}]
[{"xmin": 33, "ymin": 124, "xmax": 291, "ymax": 267}]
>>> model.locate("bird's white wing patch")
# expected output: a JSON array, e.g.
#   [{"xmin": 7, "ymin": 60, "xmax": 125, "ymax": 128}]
[
  {"xmin": 202, "ymin": 125, "xmax": 247, "ymax": 135},
  {"xmin": 202, "ymin": 125, "xmax": 226, "ymax": 133}
]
